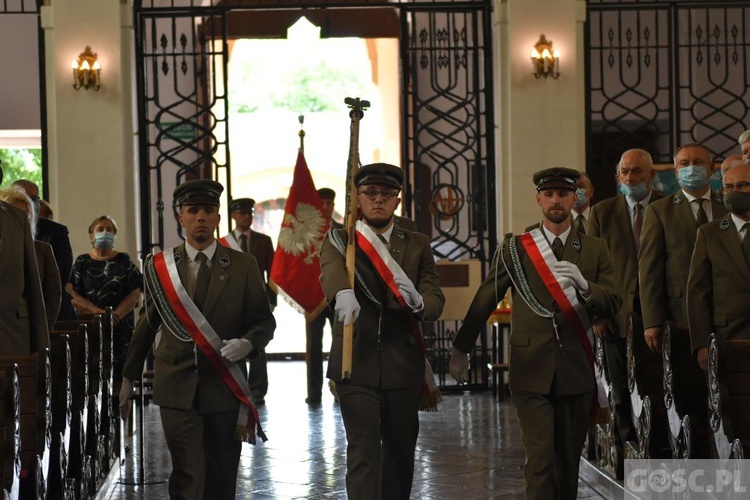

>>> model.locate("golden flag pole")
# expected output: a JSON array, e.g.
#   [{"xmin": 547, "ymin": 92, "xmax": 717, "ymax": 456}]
[{"xmin": 341, "ymin": 96, "xmax": 369, "ymax": 381}]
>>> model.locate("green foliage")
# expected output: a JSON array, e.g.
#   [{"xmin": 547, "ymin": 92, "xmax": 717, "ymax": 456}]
[{"xmin": 0, "ymin": 149, "xmax": 43, "ymax": 190}]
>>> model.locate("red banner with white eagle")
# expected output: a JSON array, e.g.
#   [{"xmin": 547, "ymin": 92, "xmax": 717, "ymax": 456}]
[{"xmin": 269, "ymin": 150, "xmax": 329, "ymax": 318}]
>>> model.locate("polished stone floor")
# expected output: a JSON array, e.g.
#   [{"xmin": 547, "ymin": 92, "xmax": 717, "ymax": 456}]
[{"xmin": 105, "ymin": 361, "xmax": 606, "ymax": 499}]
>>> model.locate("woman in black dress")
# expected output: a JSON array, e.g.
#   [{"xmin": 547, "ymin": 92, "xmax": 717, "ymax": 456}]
[{"xmin": 67, "ymin": 215, "xmax": 142, "ymax": 383}]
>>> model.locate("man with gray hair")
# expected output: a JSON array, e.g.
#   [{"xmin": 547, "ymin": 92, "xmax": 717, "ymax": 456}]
[
  {"xmin": 739, "ymin": 129, "xmax": 750, "ymax": 160},
  {"xmin": 588, "ymin": 148, "xmax": 661, "ymax": 470}
]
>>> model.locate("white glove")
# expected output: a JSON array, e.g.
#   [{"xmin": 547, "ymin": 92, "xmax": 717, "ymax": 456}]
[
  {"xmin": 335, "ymin": 289, "xmax": 361, "ymax": 326},
  {"xmin": 394, "ymin": 275, "xmax": 424, "ymax": 311},
  {"xmin": 119, "ymin": 377, "xmax": 134, "ymax": 422},
  {"xmin": 449, "ymin": 349, "xmax": 470, "ymax": 384},
  {"xmin": 551, "ymin": 261, "xmax": 590, "ymax": 294},
  {"xmin": 220, "ymin": 338, "xmax": 253, "ymax": 362}
]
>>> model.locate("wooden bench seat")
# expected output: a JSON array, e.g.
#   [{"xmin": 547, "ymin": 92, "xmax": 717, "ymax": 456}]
[
  {"xmin": 662, "ymin": 323, "xmax": 710, "ymax": 458},
  {"xmin": 708, "ymin": 335, "xmax": 750, "ymax": 459},
  {"xmin": 0, "ymin": 365, "xmax": 21, "ymax": 499}
]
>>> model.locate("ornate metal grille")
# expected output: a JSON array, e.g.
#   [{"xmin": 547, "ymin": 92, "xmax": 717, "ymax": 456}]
[
  {"xmin": 587, "ymin": 0, "xmax": 750, "ymax": 198},
  {"xmin": 134, "ymin": 0, "xmax": 496, "ymax": 388}
]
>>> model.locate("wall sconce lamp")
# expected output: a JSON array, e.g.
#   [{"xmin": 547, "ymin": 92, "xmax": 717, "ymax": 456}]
[
  {"xmin": 531, "ymin": 34, "xmax": 560, "ymax": 79},
  {"xmin": 71, "ymin": 46, "xmax": 101, "ymax": 91}
]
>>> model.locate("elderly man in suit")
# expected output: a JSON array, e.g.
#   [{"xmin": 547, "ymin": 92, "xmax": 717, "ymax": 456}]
[
  {"xmin": 320, "ymin": 163, "xmax": 445, "ymax": 500},
  {"xmin": 450, "ymin": 167, "xmax": 621, "ymax": 500},
  {"xmin": 688, "ymin": 161, "xmax": 750, "ymax": 370},
  {"xmin": 222, "ymin": 197, "xmax": 276, "ymax": 406},
  {"xmin": 588, "ymin": 149, "xmax": 661, "ymax": 463},
  {"xmin": 740, "ymin": 129, "xmax": 750, "ymax": 160},
  {"xmin": 119, "ymin": 179, "xmax": 276, "ymax": 499},
  {"xmin": 12, "ymin": 179, "xmax": 77, "ymax": 322},
  {"xmin": 0, "ymin": 168, "xmax": 49, "ymax": 356},
  {"xmin": 639, "ymin": 143, "xmax": 727, "ymax": 353}
]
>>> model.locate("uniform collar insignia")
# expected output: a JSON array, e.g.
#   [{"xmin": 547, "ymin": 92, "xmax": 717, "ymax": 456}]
[
  {"xmin": 219, "ymin": 254, "xmax": 230, "ymax": 268},
  {"xmin": 571, "ymin": 238, "xmax": 582, "ymax": 252},
  {"xmin": 174, "ymin": 250, "xmax": 183, "ymax": 266},
  {"xmin": 713, "ymin": 191, "xmax": 723, "ymax": 203},
  {"xmin": 719, "ymin": 218, "xmax": 731, "ymax": 230},
  {"xmin": 0, "ymin": 202, "xmax": 6, "ymax": 212},
  {"xmin": 396, "ymin": 227, "xmax": 405, "ymax": 240},
  {"xmin": 673, "ymin": 193, "xmax": 684, "ymax": 204}
]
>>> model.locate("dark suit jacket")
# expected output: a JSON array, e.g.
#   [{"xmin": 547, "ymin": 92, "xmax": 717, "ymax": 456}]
[
  {"xmin": 122, "ymin": 242, "xmax": 276, "ymax": 413},
  {"xmin": 453, "ymin": 230, "xmax": 621, "ymax": 396},
  {"xmin": 687, "ymin": 215, "xmax": 750, "ymax": 353},
  {"xmin": 248, "ymin": 231, "xmax": 277, "ymax": 307},
  {"xmin": 320, "ymin": 226, "xmax": 445, "ymax": 389},
  {"xmin": 36, "ymin": 217, "xmax": 76, "ymax": 321},
  {"xmin": 0, "ymin": 202, "xmax": 49, "ymax": 355},
  {"xmin": 589, "ymin": 192, "xmax": 663, "ymax": 337},
  {"xmin": 639, "ymin": 190, "xmax": 727, "ymax": 331},
  {"xmin": 34, "ymin": 240, "xmax": 62, "ymax": 329}
]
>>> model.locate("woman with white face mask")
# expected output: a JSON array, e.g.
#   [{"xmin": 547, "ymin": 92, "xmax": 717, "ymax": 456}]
[{"xmin": 67, "ymin": 215, "xmax": 142, "ymax": 383}]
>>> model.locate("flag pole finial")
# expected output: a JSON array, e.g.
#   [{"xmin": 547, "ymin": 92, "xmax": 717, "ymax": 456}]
[{"xmin": 298, "ymin": 114, "xmax": 305, "ymax": 152}]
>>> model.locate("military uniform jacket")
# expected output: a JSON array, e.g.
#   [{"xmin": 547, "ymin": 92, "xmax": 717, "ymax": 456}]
[
  {"xmin": 235, "ymin": 230, "xmax": 277, "ymax": 307},
  {"xmin": 687, "ymin": 215, "xmax": 750, "ymax": 353},
  {"xmin": 589, "ymin": 193, "xmax": 662, "ymax": 337},
  {"xmin": 639, "ymin": 190, "xmax": 726, "ymax": 331},
  {"xmin": 453, "ymin": 231, "xmax": 621, "ymax": 396},
  {"xmin": 0, "ymin": 202, "xmax": 49, "ymax": 356},
  {"xmin": 320, "ymin": 224, "xmax": 445, "ymax": 389},
  {"xmin": 122, "ymin": 242, "xmax": 276, "ymax": 413}
]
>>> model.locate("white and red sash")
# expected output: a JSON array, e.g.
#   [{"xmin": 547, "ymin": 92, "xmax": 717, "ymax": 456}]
[
  {"xmin": 218, "ymin": 234, "xmax": 242, "ymax": 252},
  {"xmin": 518, "ymin": 229, "xmax": 608, "ymax": 408},
  {"xmin": 150, "ymin": 248, "xmax": 266, "ymax": 443},
  {"xmin": 354, "ymin": 221, "xmax": 441, "ymax": 411}
]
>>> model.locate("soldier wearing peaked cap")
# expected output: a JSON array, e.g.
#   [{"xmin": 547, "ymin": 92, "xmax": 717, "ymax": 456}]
[
  {"xmin": 450, "ymin": 167, "xmax": 621, "ymax": 499},
  {"xmin": 319, "ymin": 162, "xmax": 445, "ymax": 499},
  {"xmin": 221, "ymin": 195, "xmax": 277, "ymax": 406},
  {"xmin": 120, "ymin": 178, "xmax": 276, "ymax": 499}
]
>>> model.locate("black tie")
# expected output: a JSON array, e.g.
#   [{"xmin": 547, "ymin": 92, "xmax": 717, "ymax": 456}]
[
  {"xmin": 575, "ymin": 214, "xmax": 586, "ymax": 234},
  {"xmin": 239, "ymin": 233, "xmax": 249, "ymax": 253},
  {"xmin": 743, "ymin": 223, "xmax": 750, "ymax": 270},
  {"xmin": 633, "ymin": 203, "xmax": 644, "ymax": 252},
  {"xmin": 377, "ymin": 234, "xmax": 389, "ymax": 247},
  {"xmin": 194, "ymin": 252, "xmax": 210, "ymax": 310},
  {"xmin": 552, "ymin": 237, "xmax": 564, "ymax": 261},
  {"xmin": 694, "ymin": 199, "xmax": 709, "ymax": 227}
]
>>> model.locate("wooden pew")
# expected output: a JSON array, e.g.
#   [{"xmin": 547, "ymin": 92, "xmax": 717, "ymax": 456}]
[
  {"xmin": 624, "ymin": 314, "xmax": 670, "ymax": 458},
  {"xmin": 592, "ymin": 337, "xmax": 619, "ymax": 476},
  {"xmin": 49, "ymin": 326, "xmax": 90, "ymax": 500},
  {"xmin": 662, "ymin": 323, "xmax": 711, "ymax": 458},
  {"xmin": 708, "ymin": 335, "xmax": 750, "ymax": 459},
  {"xmin": 0, "ymin": 365, "xmax": 21, "ymax": 499},
  {"xmin": 48, "ymin": 335, "xmax": 76, "ymax": 499},
  {"xmin": 0, "ymin": 351, "xmax": 52, "ymax": 500}
]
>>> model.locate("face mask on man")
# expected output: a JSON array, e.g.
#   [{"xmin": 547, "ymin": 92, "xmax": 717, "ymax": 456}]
[
  {"xmin": 723, "ymin": 190, "xmax": 750, "ymax": 217},
  {"xmin": 93, "ymin": 231, "xmax": 116, "ymax": 249},
  {"xmin": 677, "ymin": 165, "xmax": 709, "ymax": 191},
  {"xmin": 574, "ymin": 188, "xmax": 589, "ymax": 208},
  {"xmin": 619, "ymin": 181, "xmax": 648, "ymax": 200}
]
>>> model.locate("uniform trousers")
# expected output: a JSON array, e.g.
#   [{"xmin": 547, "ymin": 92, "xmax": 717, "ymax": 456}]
[
  {"xmin": 160, "ymin": 403, "xmax": 241, "ymax": 500},
  {"xmin": 511, "ymin": 388, "xmax": 592, "ymax": 500},
  {"xmin": 337, "ymin": 383, "xmax": 421, "ymax": 500},
  {"xmin": 305, "ymin": 307, "xmax": 333, "ymax": 401},
  {"xmin": 603, "ymin": 336, "xmax": 636, "ymax": 457},
  {"xmin": 248, "ymin": 351, "xmax": 268, "ymax": 403}
]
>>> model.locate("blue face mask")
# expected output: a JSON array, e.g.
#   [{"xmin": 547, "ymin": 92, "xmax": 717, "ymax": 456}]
[
  {"xmin": 619, "ymin": 181, "xmax": 648, "ymax": 200},
  {"xmin": 93, "ymin": 231, "xmax": 116, "ymax": 249},
  {"xmin": 677, "ymin": 165, "xmax": 709, "ymax": 191},
  {"xmin": 574, "ymin": 188, "xmax": 589, "ymax": 208}
]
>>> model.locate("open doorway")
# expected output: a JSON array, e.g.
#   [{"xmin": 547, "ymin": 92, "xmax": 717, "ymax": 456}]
[{"xmin": 224, "ymin": 17, "xmax": 400, "ymax": 354}]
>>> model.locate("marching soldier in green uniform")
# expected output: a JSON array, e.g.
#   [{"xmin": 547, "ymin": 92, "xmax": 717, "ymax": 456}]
[{"xmin": 450, "ymin": 167, "xmax": 621, "ymax": 499}]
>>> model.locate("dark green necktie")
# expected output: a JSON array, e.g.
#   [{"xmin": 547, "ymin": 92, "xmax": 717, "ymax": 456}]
[
  {"xmin": 194, "ymin": 252, "xmax": 210, "ymax": 310},
  {"xmin": 743, "ymin": 223, "xmax": 750, "ymax": 270},
  {"xmin": 633, "ymin": 203, "xmax": 643, "ymax": 252},
  {"xmin": 239, "ymin": 233, "xmax": 249, "ymax": 253},
  {"xmin": 552, "ymin": 237, "xmax": 564, "ymax": 261},
  {"xmin": 575, "ymin": 214, "xmax": 586, "ymax": 234},
  {"xmin": 694, "ymin": 199, "xmax": 709, "ymax": 227}
]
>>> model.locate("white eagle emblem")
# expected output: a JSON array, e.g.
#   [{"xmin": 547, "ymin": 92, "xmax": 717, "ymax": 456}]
[{"xmin": 278, "ymin": 203, "xmax": 326, "ymax": 264}]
